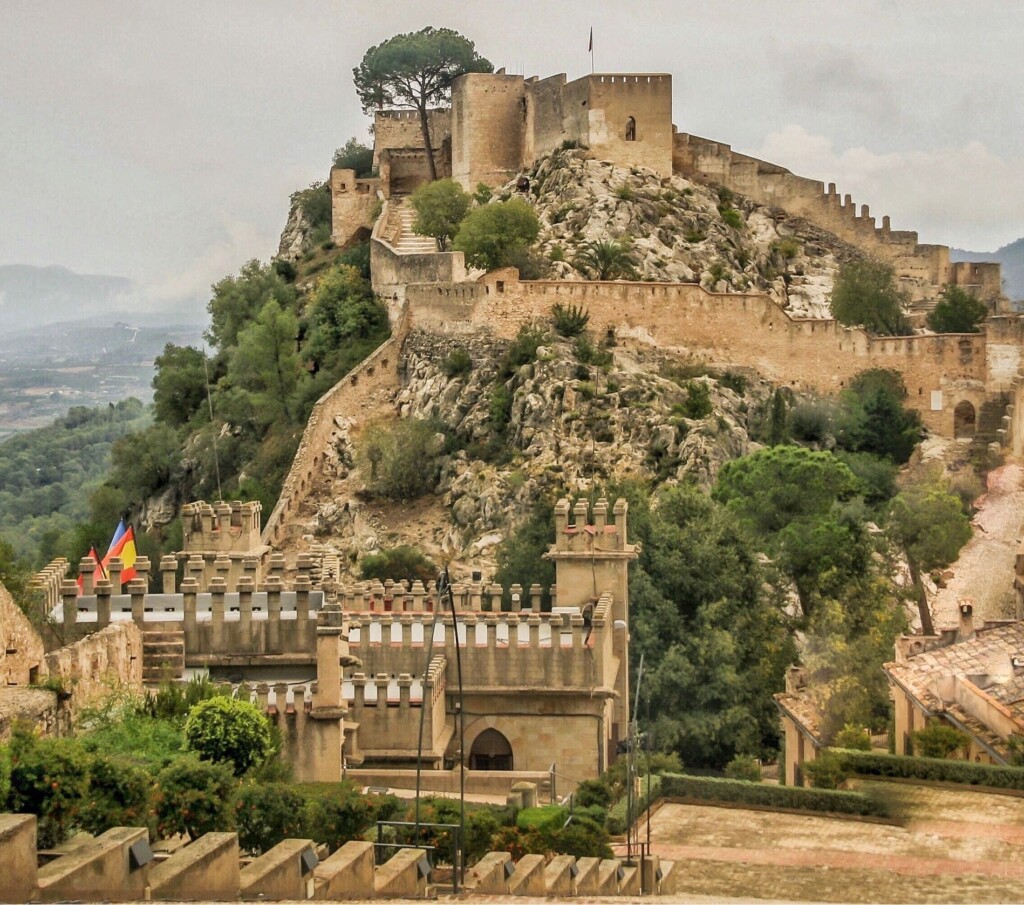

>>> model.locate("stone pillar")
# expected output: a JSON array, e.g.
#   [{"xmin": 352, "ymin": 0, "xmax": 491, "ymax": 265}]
[
  {"xmin": 160, "ymin": 555, "xmax": 178, "ymax": 594},
  {"xmin": 210, "ymin": 576, "xmax": 227, "ymax": 651},
  {"xmin": 134, "ymin": 555, "xmax": 151, "ymax": 588},
  {"xmin": 308, "ymin": 593, "xmax": 348, "ymax": 782},
  {"xmin": 61, "ymin": 579, "xmax": 78, "ymax": 629},
  {"xmin": 95, "ymin": 579, "xmax": 112, "ymax": 628},
  {"xmin": 295, "ymin": 575, "xmax": 311, "ymax": 624},
  {"xmin": 107, "ymin": 557, "xmax": 123, "ymax": 595},
  {"xmin": 238, "ymin": 576, "xmax": 254, "ymax": 637},
  {"xmin": 128, "ymin": 578, "xmax": 147, "ymax": 626},
  {"xmin": 78, "ymin": 556, "xmax": 96, "ymax": 595},
  {"xmin": 181, "ymin": 577, "xmax": 199, "ymax": 637}
]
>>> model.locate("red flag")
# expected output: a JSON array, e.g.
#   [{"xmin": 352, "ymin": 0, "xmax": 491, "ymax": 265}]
[
  {"xmin": 588, "ymin": 27, "xmax": 593, "ymax": 53},
  {"xmin": 76, "ymin": 546, "xmax": 104, "ymax": 596},
  {"xmin": 102, "ymin": 521, "xmax": 138, "ymax": 583}
]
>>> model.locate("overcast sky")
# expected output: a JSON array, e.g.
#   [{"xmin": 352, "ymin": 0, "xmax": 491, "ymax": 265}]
[{"xmin": 2, "ymin": 0, "xmax": 1022, "ymax": 316}]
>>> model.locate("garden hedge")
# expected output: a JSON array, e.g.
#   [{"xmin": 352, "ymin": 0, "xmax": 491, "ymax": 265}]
[
  {"xmin": 659, "ymin": 773, "xmax": 890, "ymax": 817},
  {"xmin": 829, "ymin": 749, "xmax": 1024, "ymax": 790}
]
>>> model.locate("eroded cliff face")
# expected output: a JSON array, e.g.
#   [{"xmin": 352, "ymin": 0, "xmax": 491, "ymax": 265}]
[
  {"xmin": 305, "ymin": 329, "xmax": 771, "ymax": 576},
  {"xmin": 510, "ymin": 149, "xmax": 869, "ymax": 319}
]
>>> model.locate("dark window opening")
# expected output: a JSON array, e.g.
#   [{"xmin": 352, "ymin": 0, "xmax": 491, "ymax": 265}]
[
  {"xmin": 470, "ymin": 728, "xmax": 513, "ymax": 771},
  {"xmin": 625, "ymin": 116, "xmax": 636, "ymax": 141}
]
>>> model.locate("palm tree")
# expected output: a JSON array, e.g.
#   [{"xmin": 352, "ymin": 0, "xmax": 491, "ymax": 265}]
[{"xmin": 574, "ymin": 240, "xmax": 638, "ymax": 281}]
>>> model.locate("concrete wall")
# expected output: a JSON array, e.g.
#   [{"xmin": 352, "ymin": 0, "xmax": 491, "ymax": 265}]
[{"xmin": 405, "ymin": 275, "xmax": 996, "ymax": 436}]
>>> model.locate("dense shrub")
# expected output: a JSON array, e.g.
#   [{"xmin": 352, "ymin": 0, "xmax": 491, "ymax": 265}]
[
  {"xmin": 574, "ymin": 778, "xmax": 612, "ymax": 809},
  {"xmin": 7, "ymin": 732, "xmax": 91, "ymax": 848},
  {"xmin": 184, "ymin": 696, "xmax": 273, "ymax": 776},
  {"xmin": 828, "ymin": 749, "xmax": 1024, "ymax": 789},
  {"xmin": 833, "ymin": 724, "xmax": 872, "ymax": 751},
  {"xmin": 305, "ymin": 783, "xmax": 374, "ymax": 853},
  {"xmin": 680, "ymin": 381, "xmax": 712, "ymax": 419},
  {"xmin": 440, "ymin": 346, "xmax": 472, "ymax": 378},
  {"xmin": 911, "ymin": 721, "xmax": 970, "ymax": 759},
  {"xmin": 724, "ymin": 755, "xmax": 763, "ymax": 783},
  {"xmin": 155, "ymin": 757, "xmax": 236, "ymax": 840},
  {"xmin": 360, "ymin": 546, "xmax": 437, "ymax": 585},
  {"xmin": 551, "ymin": 303, "xmax": 590, "ymax": 338},
  {"xmin": 358, "ymin": 419, "xmax": 444, "ymax": 500},
  {"xmin": 659, "ymin": 773, "xmax": 889, "ymax": 817},
  {"xmin": 78, "ymin": 756, "xmax": 154, "ymax": 838},
  {"xmin": 234, "ymin": 783, "xmax": 309, "ymax": 854}
]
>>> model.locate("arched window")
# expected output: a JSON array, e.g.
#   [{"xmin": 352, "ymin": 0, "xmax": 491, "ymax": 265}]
[
  {"xmin": 470, "ymin": 728, "xmax": 513, "ymax": 770},
  {"xmin": 625, "ymin": 116, "xmax": 636, "ymax": 141}
]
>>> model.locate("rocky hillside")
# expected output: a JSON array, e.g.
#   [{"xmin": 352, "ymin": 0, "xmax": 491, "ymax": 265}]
[
  {"xmin": 506, "ymin": 149, "xmax": 869, "ymax": 319},
  {"xmin": 304, "ymin": 328, "xmax": 772, "ymax": 576}
]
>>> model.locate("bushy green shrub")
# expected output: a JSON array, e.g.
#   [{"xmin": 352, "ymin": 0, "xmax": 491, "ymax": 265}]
[
  {"xmin": 360, "ymin": 546, "xmax": 437, "ymax": 585},
  {"xmin": 659, "ymin": 773, "xmax": 888, "ymax": 817},
  {"xmin": 833, "ymin": 724, "xmax": 872, "ymax": 751},
  {"xmin": 801, "ymin": 752, "xmax": 849, "ymax": 789},
  {"xmin": 724, "ymin": 755, "xmax": 763, "ymax": 783},
  {"xmin": 551, "ymin": 303, "xmax": 590, "ymax": 338},
  {"xmin": 155, "ymin": 757, "xmax": 236, "ymax": 840},
  {"xmin": 828, "ymin": 749, "xmax": 1024, "ymax": 789},
  {"xmin": 720, "ymin": 207, "xmax": 744, "ymax": 229},
  {"xmin": 234, "ymin": 783, "xmax": 309, "ymax": 854},
  {"xmin": 78, "ymin": 756, "xmax": 154, "ymax": 838},
  {"xmin": 305, "ymin": 783, "xmax": 374, "ymax": 853},
  {"xmin": 574, "ymin": 778, "xmax": 612, "ymax": 809},
  {"xmin": 516, "ymin": 805, "xmax": 566, "ymax": 831},
  {"xmin": 440, "ymin": 346, "xmax": 472, "ymax": 378},
  {"xmin": 184, "ymin": 696, "xmax": 273, "ymax": 776},
  {"xmin": 7, "ymin": 731, "xmax": 91, "ymax": 848},
  {"xmin": 681, "ymin": 381, "xmax": 712, "ymax": 419},
  {"xmin": 358, "ymin": 419, "xmax": 444, "ymax": 500},
  {"xmin": 912, "ymin": 721, "xmax": 970, "ymax": 759}
]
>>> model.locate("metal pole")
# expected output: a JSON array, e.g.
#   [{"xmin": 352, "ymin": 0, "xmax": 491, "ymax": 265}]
[{"xmin": 440, "ymin": 567, "xmax": 466, "ymax": 892}]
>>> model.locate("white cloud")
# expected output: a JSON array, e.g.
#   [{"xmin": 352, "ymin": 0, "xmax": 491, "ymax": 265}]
[
  {"xmin": 752, "ymin": 126, "xmax": 1024, "ymax": 252},
  {"xmin": 144, "ymin": 218, "xmax": 279, "ymax": 306}
]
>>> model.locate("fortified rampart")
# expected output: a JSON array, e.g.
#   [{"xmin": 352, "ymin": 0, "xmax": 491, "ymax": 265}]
[
  {"xmin": 372, "ymin": 108, "xmax": 451, "ymax": 168},
  {"xmin": 673, "ymin": 133, "xmax": 1004, "ymax": 302},
  {"xmin": 405, "ymin": 272, "xmax": 995, "ymax": 437},
  {"xmin": 329, "ymin": 166, "xmax": 379, "ymax": 246},
  {"xmin": 260, "ymin": 303, "xmax": 410, "ymax": 553},
  {"xmin": 370, "ymin": 200, "xmax": 466, "ymax": 294}
]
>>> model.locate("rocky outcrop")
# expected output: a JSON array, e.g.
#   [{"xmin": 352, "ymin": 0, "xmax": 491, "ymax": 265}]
[
  {"xmin": 510, "ymin": 149, "xmax": 869, "ymax": 319},
  {"xmin": 277, "ymin": 196, "xmax": 315, "ymax": 263}
]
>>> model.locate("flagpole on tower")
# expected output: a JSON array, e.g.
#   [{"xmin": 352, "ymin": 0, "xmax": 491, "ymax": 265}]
[{"xmin": 589, "ymin": 27, "xmax": 594, "ymax": 73}]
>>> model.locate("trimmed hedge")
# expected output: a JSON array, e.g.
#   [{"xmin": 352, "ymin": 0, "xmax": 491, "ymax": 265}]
[
  {"xmin": 830, "ymin": 749, "xmax": 1024, "ymax": 790},
  {"xmin": 606, "ymin": 774, "xmax": 662, "ymax": 834},
  {"xmin": 659, "ymin": 773, "xmax": 890, "ymax": 817}
]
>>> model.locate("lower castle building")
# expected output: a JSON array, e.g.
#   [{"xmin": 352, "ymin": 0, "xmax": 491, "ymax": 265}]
[{"xmin": 40, "ymin": 497, "xmax": 636, "ymax": 794}]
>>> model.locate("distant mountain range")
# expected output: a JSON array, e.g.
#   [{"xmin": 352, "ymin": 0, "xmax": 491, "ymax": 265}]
[
  {"xmin": 0, "ymin": 264, "xmax": 204, "ymax": 332},
  {"xmin": 951, "ymin": 238, "xmax": 1024, "ymax": 302}
]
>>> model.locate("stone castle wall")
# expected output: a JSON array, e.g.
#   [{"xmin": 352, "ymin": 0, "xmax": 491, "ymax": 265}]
[
  {"xmin": 0, "ymin": 582, "xmax": 45, "ymax": 685},
  {"xmin": 405, "ymin": 274, "xmax": 994, "ymax": 436},
  {"xmin": 330, "ymin": 167, "xmax": 378, "ymax": 246},
  {"xmin": 673, "ymin": 133, "xmax": 1003, "ymax": 301},
  {"xmin": 372, "ymin": 109, "xmax": 451, "ymax": 167},
  {"xmin": 260, "ymin": 303, "xmax": 411, "ymax": 552}
]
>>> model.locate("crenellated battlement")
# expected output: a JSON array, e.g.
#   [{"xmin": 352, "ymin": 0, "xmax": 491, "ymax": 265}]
[{"xmin": 182, "ymin": 500, "xmax": 263, "ymax": 554}]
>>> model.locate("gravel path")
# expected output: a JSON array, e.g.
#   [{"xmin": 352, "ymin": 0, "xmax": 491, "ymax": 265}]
[{"xmin": 931, "ymin": 462, "xmax": 1024, "ymax": 627}]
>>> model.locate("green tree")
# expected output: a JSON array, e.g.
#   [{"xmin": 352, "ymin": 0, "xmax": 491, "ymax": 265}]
[
  {"xmin": 911, "ymin": 720, "xmax": 969, "ymax": 758},
  {"xmin": 357, "ymin": 419, "xmax": 444, "ymax": 500},
  {"xmin": 836, "ymin": 369, "xmax": 922, "ymax": 464},
  {"xmin": 353, "ymin": 28, "xmax": 492, "ymax": 181},
  {"xmin": 888, "ymin": 482, "xmax": 972, "ymax": 636},
  {"xmin": 234, "ymin": 783, "xmax": 308, "ymax": 854},
  {"xmin": 108, "ymin": 424, "xmax": 182, "ymax": 501},
  {"xmin": 305, "ymin": 783, "xmax": 374, "ymax": 853},
  {"xmin": 360, "ymin": 546, "xmax": 437, "ymax": 585},
  {"xmin": 453, "ymin": 199, "xmax": 540, "ymax": 272},
  {"xmin": 184, "ymin": 697, "xmax": 273, "ymax": 776},
  {"xmin": 155, "ymin": 757, "xmax": 236, "ymax": 840},
  {"xmin": 493, "ymin": 499, "xmax": 557, "ymax": 609},
  {"xmin": 291, "ymin": 182, "xmax": 332, "ymax": 232},
  {"xmin": 303, "ymin": 263, "xmax": 389, "ymax": 376},
  {"xmin": 410, "ymin": 178, "xmax": 471, "ymax": 248},
  {"xmin": 574, "ymin": 239, "xmax": 637, "ymax": 281},
  {"xmin": 152, "ymin": 344, "xmax": 210, "ymax": 427},
  {"xmin": 926, "ymin": 285, "xmax": 988, "ymax": 334},
  {"xmin": 333, "ymin": 137, "xmax": 374, "ymax": 177},
  {"xmin": 230, "ymin": 300, "xmax": 303, "ymax": 424},
  {"xmin": 830, "ymin": 259, "xmax": 909, "ymax": 336},
  {"xmin": 206, "ymin": 259, "xmax": 297, "ymax": 352},
  {"xmin": 78, "ymin": 756, "xmax": 154, "ymax": 838}
]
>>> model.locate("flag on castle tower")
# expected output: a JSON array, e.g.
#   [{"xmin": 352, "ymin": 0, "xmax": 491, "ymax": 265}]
[
  {"xmin": 75, "ymin": 546, "xmax": 105, "ymax": 595},
  {"xmin": 101, "ymin": 519, "xmax": 138, "ymax": 583},
  {"xmin": 588, "ymin": 27, "xmax": 593, "ymax": 53}
]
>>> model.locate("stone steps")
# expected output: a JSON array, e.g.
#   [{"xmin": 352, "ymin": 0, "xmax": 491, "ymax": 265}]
[
  {"xmin": 392, "ymin": 205, "xmax": 439, "ymax": 253},
  {"xmin": 142, "ymin": 628, "xmax": 185, "ymax": 682}
]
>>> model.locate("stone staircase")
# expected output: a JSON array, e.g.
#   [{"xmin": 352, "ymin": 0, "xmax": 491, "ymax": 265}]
[
  {"xmin": 973, "ymin": 393, "xmax": 1011, "ymax": 455},
  {"xmin": 391, "ymin": 200, "xmax": 438, "ymax": 254},
  {"xmin": 141, "ymin": 628, "xmax": 185, "ymax": 682}
]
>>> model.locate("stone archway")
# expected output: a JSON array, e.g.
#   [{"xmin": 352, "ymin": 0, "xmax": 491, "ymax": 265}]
[
  {"xmin": 625, "ymin": 116, "xmax": 637, "ymax": 141},
  {"xmin": 954, "ymin": 400, "xmax": 977, "ymax": 439},
  {"xmin": 469, "ymin": 728, "xmax": 513, "ymax": 771}
]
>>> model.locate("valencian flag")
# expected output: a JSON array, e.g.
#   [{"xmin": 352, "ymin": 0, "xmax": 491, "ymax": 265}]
[
  {"xmin": 75, "ymin": 546, "xmax": 106, "ymax": 595},
  {"xmin": 101, "ymin": 519, "xmax": 138, "ymax": 583}
]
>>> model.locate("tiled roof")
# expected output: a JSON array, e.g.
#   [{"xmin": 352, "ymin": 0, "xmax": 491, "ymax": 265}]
[{"xmin": 774, "ymin": 690, "xmax": 824, "ymax": 745}]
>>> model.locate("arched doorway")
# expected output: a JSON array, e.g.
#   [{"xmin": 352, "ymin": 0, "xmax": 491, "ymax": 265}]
[
  {"xmin": 625, "ymin": 116, "xmax": 636, "ymax": 141},
  {"xmin": 469, "ymin": 729, "xmax": 513, "ymax": 770},
  {"xmin": 954, "ymin": 400, "xmax": 977, "ymax": 439}
]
